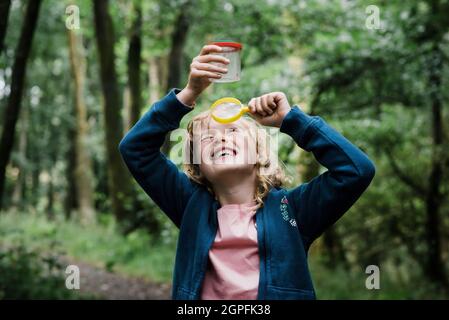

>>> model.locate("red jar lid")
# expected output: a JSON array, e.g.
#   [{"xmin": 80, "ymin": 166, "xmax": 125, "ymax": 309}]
[{"xmin": 212, "ymin": 41, "xmax": 242, "ymax": 49}]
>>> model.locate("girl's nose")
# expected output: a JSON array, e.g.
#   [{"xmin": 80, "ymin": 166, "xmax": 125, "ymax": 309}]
[
  {"xmin": 213, "ymin": 130, "xmax": 225, "ymax": 142},
  {"xmin": 211, "ymin": 133, "xmax": 227, "ymax": 146}
]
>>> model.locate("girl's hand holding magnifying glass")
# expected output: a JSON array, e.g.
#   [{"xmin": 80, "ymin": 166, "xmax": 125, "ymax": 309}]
[{"xmin": 248, "ymin": 92, "xmax": 292, "ymax": 128}]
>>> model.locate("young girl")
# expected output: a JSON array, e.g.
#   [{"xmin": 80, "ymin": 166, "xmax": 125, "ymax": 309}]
[{"xmin": 119, "ymin": 45, "xmax": 375, "ymax": 300}]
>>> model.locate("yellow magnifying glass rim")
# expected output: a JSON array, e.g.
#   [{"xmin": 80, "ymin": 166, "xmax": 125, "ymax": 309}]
[{"xmin": 209, "ymin": 97, "xmax": 250, "ymax": 124}]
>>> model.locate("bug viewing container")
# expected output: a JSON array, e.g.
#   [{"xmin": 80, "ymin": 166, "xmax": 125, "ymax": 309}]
[{"xmin": 211, "ymin": 41, "xmax": 242, "ymax": 83}]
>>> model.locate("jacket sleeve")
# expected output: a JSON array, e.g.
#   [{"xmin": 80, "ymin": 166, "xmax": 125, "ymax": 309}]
[
  {"xmin": 119, "ymin": 89, "xmax": 198, "ymax": 228},
  {"xmin": 280, "ymin": 106, "xmax": 376, "ymax": 248}
]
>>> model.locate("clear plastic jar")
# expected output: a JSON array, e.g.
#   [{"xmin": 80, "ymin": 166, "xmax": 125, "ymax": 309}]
[{"xmin": 211, "ymin": 41, "xmax": 242, "ymax": 83}]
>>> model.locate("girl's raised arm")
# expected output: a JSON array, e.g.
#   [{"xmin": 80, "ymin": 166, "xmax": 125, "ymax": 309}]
[
  {"xmin": 119, "ymin": 89, "xmax": 197, "ymax": 227},
  {"xmin": 281, "ymin": 106, "xmax": 376, "ymax": 249}
]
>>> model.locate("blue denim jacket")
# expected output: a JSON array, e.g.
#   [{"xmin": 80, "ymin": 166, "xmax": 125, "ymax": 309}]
[{"xmin": 119, "ymin": 89, "xmax": 375, "ymax": 300}]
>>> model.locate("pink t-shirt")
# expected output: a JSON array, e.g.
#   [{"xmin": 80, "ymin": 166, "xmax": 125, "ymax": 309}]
[{"xmin": 201, "ymin": 201, "xmax": 260, "ymax": 300}]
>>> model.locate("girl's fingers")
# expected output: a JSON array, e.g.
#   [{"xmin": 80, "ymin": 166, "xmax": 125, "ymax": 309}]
[
  {"xmin": 191, "ymin": 69, "xmax": 222, "ymax": 79},
  {"xmin": 249, "ymin": 94, "xmax": 279, "ymax": 117},
  {"xmin": 247, "ymin": 99, "xmax": 263, "ymax": 122},
  {"xmin": 255, "ymin": 97, "xmax": 266, "ymax": 116},
  {"xmin": 199, "ymin": 44, "xmax": 223, "ymax": 55},
  {"xmin": 195, "ymin": 54, "xmax": 230, "ymax": 65},
  {"xmin": 261, "ymin": 95, "xmax": 274, "ymax": 115},
  {"xmin": 266, "ymin": 94, "xmax": 277, "ymax": 108},
  {"xmin": 248, "ymin": 98, "xmax": 257, "ymax": 114},
  {"xmin": 192, "ymin": 62, "xmax": 228, "ymax": 74}
]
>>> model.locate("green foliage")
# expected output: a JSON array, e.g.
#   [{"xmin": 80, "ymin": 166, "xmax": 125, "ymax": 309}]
[
  {"xmin": 0, "ymin": 240, "xmax": 77, "ymax": 299},
  {"xmin": 0, "ymin": 212, "xmax": 177, "ymax": 283},
  {"xmin": 309, "ymin": 255, "xmax": 447, "ymax": 300},
  {"xmin": 0, "ymin": 211, "xmax": 83, "ymax": 299}
]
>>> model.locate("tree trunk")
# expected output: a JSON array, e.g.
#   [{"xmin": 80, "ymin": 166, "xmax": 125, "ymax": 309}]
[
  {"xmin": 68, "ymin": 27, "xmax": 96, "ymax": 225},
  {"xmin": 148, "ymin": 56, "xmax": 161, "ymax": 104},
  {"xmin": 123, "ymin": 87, "xmax": 130, "ymax": 131},
  {"xmin": 64, "ymin": 122, "xmax": 78, "ymax": 220},
  {"xmin": 0, "ymin": 0, "xmax": 41, "ymax": 210},
  {"xmin": 0, "ymin": 0, "xmax": 11, "ymax": 55},
  {"xmin": 30, "ymin": 144, "xmax": 40, "ymax": 210},
  {"xmin": 92, "ymin": 156, "xmax": 107, "ymax": 211},
  {"xmin": 416, "ymin": 0, "xmax": 449, "ymax": 289},
  {"xmin": 126, "ymin": 3, "xmax": 142, "ymax": 130},
  {"xmin": 165, "ymin": 4, "xmax": 190, "ymax": 92},
  {"xmin": 93, "ymin": 0, "xmax": 135, "ymax": 225},
  {"xmin": 161, "ymin": 3, "xmax": 191, "ymax": 155},
  {"xmin": 158, "ymin": 55, "xmax": 168, "ymax": 95},
  {"xmin": 11, "ymin": 104, "xmax": 28, "ymax": 210},
  {"xmin": 46, "ymin": 170, "xmax": 54, "ymax": 220},
  {"xmin": 424, "ymin": 44, "xmax": 447, "ymax": 289}
]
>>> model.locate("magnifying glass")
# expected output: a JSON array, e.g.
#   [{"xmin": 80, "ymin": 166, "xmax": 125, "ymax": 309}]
[{"xmin": 210, "ymin": 97, "xmax": 250, "ymax": 124}]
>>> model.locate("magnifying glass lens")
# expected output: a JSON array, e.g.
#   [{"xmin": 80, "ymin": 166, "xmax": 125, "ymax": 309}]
[{"xmin": 212, "ymin": 102, "xmax": 241, "ymax": 120}]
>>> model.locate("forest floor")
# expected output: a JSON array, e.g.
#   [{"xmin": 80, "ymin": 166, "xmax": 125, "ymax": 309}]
[{"xmin": 64, "ymin": 257, "xmax": 171, "ymax": 300}]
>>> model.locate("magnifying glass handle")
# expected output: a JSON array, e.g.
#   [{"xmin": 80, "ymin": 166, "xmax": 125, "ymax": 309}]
[{"xmin": 241, "ymin": 106, "xmax": 250, "ymax": 113}]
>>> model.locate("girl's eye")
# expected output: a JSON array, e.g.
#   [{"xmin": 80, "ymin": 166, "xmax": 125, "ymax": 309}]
[
  {"xmin": 229, "ymin": 127, "xmax": 238, "ymax": 133},
  {"xmin": 201, "ymin": 135, "xmax": 214, "ymax": 142}
]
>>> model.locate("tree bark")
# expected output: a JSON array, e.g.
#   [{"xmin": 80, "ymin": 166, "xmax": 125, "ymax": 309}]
[
  {"xmin": 416, "ymin": 0, "xmax": 449, "ymax": 290},
  {"xmin": 424, "ymin": 44, "xmax": 447, "ymax": 288},
  {"xmin": 30, "ymin": 142, "xmax": 41, "ymax": 210},
  {"xmin": 161, "ymin": 2, "xmax": 191, "ymax": 155},
  {"xmin": 126, "ymin": 3, "xmax": 142, "ymax": 130},
  {"xmin": 148, "ymin": 56, "xmax": 161, "ymax": 104},
  {"xmin": 0, "ymin": 0, "xmax": 41, "ymax": 210},
  {"xmin": 11, "ymin": 104, "xmax": 28, "ymax": 210},
  {"xmin": 46, "ymin": 170, "xmax": 54, "ymax": 220},
  {"xmin": 68, "ymin": 27, "xmax": 96, "ymax": 224},
  {"xmin": 64, "ymin": 122, "xmax": 78, "ymax": 220},
  {"xmin": 93, "ymin": 0, "xmax": 135, "ymax": 225},
  {"xmin": 0, "ymin": 0, "xmax": 11, "ymax": 55},
  {"xmin": 165, "ymin": 3, "xmax": 190, "ymax": 92}
]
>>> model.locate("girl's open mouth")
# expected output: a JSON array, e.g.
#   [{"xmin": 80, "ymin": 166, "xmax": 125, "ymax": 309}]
[{"xmin": 211, "ymin": 147, "xmax": 238, "ymax": 160}]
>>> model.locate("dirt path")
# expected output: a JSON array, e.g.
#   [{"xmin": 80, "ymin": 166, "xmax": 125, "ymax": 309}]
[{"xmin": 64, "ymin": 258, "xmax": 171, "ymax": 300}]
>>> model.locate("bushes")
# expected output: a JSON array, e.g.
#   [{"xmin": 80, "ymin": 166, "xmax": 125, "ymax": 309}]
[
  {"xmin": 0, "ymin": 212, "xmax": 177, "ymax": 284},
  {"xmin": 0, "ymin": 242, "xmax": 75, "ymax": 299}
]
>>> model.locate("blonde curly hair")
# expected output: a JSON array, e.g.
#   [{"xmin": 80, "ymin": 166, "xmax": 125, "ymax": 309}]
[{"xmin": 183, "ymin": 110, "xmax": 288, "ymax": 209}]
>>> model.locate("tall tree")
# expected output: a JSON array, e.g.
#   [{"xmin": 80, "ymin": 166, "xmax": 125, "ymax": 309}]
[
  {"xmin": 419, "ymin": 0, "xmax": 448, "ymax": 289},
  {"xmin": 11, "ymin": 104, "xmax": 28, "ymax": 210},
  {"xmin": 67, "ymin": 27, "xmax": 95, "ymax": 224},
  {"xmin": 161, "ymin": 1, "xmax": 191, "ymax": 155},
  {"xmin": 0, "ymin": 0, "xmax": 41, "ymax": 210},
  {"xmin": 148, "ymin": 56, "xmax": 164, "ymax": 104},
  {"xmin": 165, "ymin": 2, "xmax": 191, "ymax": 92},
  {"xmin": 0, "ymin": 0, "xmax": 11, "ymax": 55},
  {"xmin": 64, "ymin": 119, "xmax": 78, "ymax": 220},
  {"xmin": 125, "ymin": 1, "xmax": 142, "ymax": 130},
  {"xmin": 93, "ymin": 0, "xmax": 135, "ymax": 224}
]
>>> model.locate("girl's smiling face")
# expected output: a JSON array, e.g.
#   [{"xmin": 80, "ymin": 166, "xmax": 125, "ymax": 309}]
[
  {"xmin": 184, "ymin": 110, "xmax": 286, "ymax": 207},
  {"xmin": 194, "ymin": 117, "xmax": 258, "ymax": 184}
]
